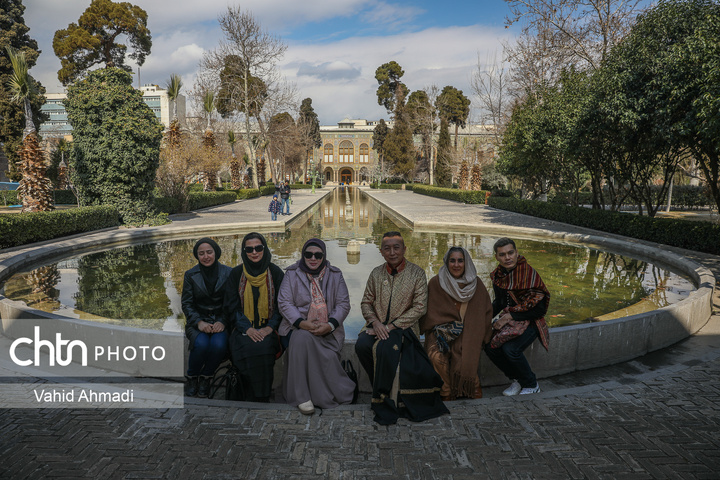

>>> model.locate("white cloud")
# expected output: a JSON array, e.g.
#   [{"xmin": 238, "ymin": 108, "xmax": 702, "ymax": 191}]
[
  {"xmin": 283, "ymin": 25, "xmax": 511, "ymax": 123},
  {"xmin": 21, "ymin": 1, "xmax": 512, "ymax": 124},
  {"xmin": 295, "ymin": 61, "xmax": 362, "ymax": 81}
]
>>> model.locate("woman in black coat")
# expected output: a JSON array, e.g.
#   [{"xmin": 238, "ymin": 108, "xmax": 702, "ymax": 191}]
[
  {"xmin": 182, "ymin": 238, "xmax": 231, "ymax": 397},
  {"xmin": 224, "ymin": 232, "xmax": 284, "ymax": 402}
]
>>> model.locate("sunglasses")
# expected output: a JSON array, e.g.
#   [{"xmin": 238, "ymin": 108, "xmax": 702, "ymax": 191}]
[
  {"xmin": 303, "ymin": 251, "xmax": 324, "ymax": 260},
  {"xmin": 244, "ymin": 245, "xmax": 265, "ymax": 254}
]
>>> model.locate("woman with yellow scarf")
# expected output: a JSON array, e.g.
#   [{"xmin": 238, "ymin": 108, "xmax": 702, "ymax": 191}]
[{"xmin": 225, "ymin": 232, "xmax": 285, "ymax": 402}]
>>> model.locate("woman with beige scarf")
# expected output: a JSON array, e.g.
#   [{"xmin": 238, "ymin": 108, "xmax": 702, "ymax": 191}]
[{"xmin": 420, "ymin": 246, "xmax": 493, "ymax": 400}]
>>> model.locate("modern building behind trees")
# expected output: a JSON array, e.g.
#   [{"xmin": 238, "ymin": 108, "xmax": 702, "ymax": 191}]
[{"xmin": 39, "ymin": 85, "xmax": 186, "ymax": 140}]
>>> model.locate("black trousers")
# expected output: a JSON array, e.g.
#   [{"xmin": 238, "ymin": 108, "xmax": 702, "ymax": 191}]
[{"xmin": 354, "ymin": 332, "xmax": 377, "ymax": 384}]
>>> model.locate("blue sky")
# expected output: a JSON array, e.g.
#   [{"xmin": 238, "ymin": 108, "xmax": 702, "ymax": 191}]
[{"xmin": 23, "ymin": 0, "xmax": 516, "ymax": 124}]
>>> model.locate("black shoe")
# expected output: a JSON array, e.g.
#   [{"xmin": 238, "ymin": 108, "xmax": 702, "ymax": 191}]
[
  {"xmin": 185, "ymin": 376, "xmax": 199, "ymax": 397},
  {"xmin": 197, "ymin": 376, "xmax": 212, "ymax": 398}
]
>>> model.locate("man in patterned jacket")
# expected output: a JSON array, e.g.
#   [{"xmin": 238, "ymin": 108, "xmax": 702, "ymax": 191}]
[{"xmin": 355, "ymin": 231, "xmax": 447, "ymax": 424}]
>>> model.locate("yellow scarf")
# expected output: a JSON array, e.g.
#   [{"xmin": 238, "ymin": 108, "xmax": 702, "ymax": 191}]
[{"xmin": 243, "ymin": 265, "xmax": 269, "ymax": 324}]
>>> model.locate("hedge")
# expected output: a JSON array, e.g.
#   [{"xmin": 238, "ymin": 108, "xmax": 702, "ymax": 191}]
[
  {"xmin": 412, "ymin": 184, "xmax": 488, "ymax": 203},
  {"xmin": 1, "ymin": 189, "xmax": 78, "ymax": 206},
  {"xmin": 488, "ymin": 196, "xmax": 720, "ymax": 255},
  {"xmin": 188, "ymin": 192, "xmax": 237, "ymax": 211},
  {"xmin": 549, "ymin": 185, "xmax": 713, "ymax": 209},
  {"xmin": 0, "ymin": 205, "xmax": 121, "ymax": 249}
]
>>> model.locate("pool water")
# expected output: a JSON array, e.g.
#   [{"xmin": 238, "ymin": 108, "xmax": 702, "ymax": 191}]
[{"xmin": 1, "ymin": 188, "xmax": 695, "ymax": 339}]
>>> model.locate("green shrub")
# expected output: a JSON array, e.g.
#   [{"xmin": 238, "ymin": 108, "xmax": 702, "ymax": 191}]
[
  {"xmin": 370, "ymin": 184, "xmax": 415, "ymax": 190},
  {"xmin": 670, "ymin": 185, "xmax": 714, "ymax": 209},
  {"xmin": 0, "ymin": 206, "xmax": 121, "ymax": 249},
  {"xmin": 259, "ymin": 185, "xmax": 276, "ymax": 196},
  {"xmin": 236, "ymin": 188, "xmax": 260, "ymax": 200},
  {"xmin": 1, "ymin": 190, "xmax": 78, "ymax": 206},
  {"xmin": 488, "ymin": 197, "xmax": 720, "ymax": 255},
  {"xmin": 154, "ymin": 196, "xmax": 182, "ymax": 214},
  {"xmin": 1, "ymin": 190, "xmax": 19, "ymax": 206},
  {"xmin": 53, "ymin": 190, "xmax": 78, "ymax": 205},
  {"xmin": 187, "ymin": 192, "xmax": 237, "ymax": 211},
  {"xmin": 413, "ymin": 184, "xmax": 489, "ymax": 203}
]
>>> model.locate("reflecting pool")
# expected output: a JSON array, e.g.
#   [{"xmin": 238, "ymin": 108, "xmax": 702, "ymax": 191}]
[{"xmin": 1, "ymin": 187, "xmax": 695, "ymax": 339}]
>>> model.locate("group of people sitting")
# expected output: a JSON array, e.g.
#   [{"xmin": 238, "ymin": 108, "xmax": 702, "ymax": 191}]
[{"xmin": 183, "ymin": 231, "xmax": 550, "ymax": 424}]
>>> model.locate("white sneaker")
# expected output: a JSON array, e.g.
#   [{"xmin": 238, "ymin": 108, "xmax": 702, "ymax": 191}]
[
  {"xmin": 298, "ymin": 400, "xmax": 315, "ymax": 415},
  {"xmin": 519, "ymin": 383, "xmax": 540, "ymax": 395},
  {"xmin": 502, "ymin": 380, "xmax": 522, "ymax": 396}
]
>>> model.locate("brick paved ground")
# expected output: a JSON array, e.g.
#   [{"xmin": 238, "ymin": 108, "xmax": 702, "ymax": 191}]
[{"xmin": 1, "ymin": 188, "xmax": 719, "ymax": 479}]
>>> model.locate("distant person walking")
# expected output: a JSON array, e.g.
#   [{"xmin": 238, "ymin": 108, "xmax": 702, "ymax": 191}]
[
  {"xmin": 280, "ymin": 181, "xmax": 291, "ymax": 215},
  {"xmin": 485, "ymin": 238, "xmax": 550, "ymax": 396},
  {"xmin": 268, "ymin": 194, "xmax": 281, "ymax": 221}
]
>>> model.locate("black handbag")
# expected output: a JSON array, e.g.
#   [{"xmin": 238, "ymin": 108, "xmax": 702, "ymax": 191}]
[
  {"xmin": 342, "ymin": 360, "xmax": 359, "ymax": 404},
  {"xmin": 209, "ymin": 364, "xmax": 245, "ymax": 401}
]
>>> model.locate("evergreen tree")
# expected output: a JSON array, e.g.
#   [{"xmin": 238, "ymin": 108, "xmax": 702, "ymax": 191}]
[
  {"xmin": 383, "ymin": 90, "xmax": 415, "ymax": 179},
  {"xmin": 437, "ymin": 85, "xmax": 470, "ymax": 150},
  {"xmin": 435, "ymin": 117, "xmax": 453, "ymax": 187},
  {"xmin": 0, "ymin": 0, "xmax": 45, "ymax": 181},
  {"xmin": 298, "ymin": 98, "xmax": 321, "ymax": 183},
  {"xmin": 64, "ymin": 67, "xmax": 162, "ymax": 224},
  {"xmin": 375, "ymin": 61, "xmax": 406, "ymax": 114},
  {"xmin": 372, "ymin": 119, "xmax": 389, "ymax": 182},
  {"xmin": 53, "ymin": 0, "xmax": 151, "ymax": 85}
]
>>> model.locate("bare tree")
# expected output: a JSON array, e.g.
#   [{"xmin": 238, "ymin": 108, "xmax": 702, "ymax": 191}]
[
  {"xmin": 409, "ymin": 85, "xmax": 440, "ymax": 185},
  {"xmin": 504, "ymin": 0, "xmax": 644, "ymax": 74},
  {"xmin": 471, "ymin": 52, "xmax": 512, "ymax": 145},
  {"xmin": 199, "ymin": 8, "xmax": 287, "ymax": 189},
  {"xmin": 257, "ymin": 81, "xmax": 299, "ymax": 182}
]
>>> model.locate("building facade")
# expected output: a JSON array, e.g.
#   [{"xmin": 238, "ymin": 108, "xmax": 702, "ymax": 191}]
[
  {"xmin": 38, "ymin": 86, "xmax": 186, "ymax": 140},
  {"xmin": 315, "ymin": 119, "xmax": 380, "ymax": 185},
  {"xmin": 314, "ymin": 118, "xmax": 496, "ymax": 185}
]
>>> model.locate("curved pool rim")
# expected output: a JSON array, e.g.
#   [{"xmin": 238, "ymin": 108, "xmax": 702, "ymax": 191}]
[{"xmin": 0, "ymin": 190, "xmax": 714, "ymax": 391}]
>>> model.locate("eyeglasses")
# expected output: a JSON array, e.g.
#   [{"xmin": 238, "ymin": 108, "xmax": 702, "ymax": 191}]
[
  {"xmin": 303, "ymin": 251, "xmax": 324, "ymax": 260},
  {"xmin": 244, "ymin": 245, "xmax": 265, "ymax": 254}
]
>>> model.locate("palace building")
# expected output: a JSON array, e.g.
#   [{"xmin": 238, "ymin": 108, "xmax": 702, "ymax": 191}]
[{"xmin": 314, "ymin": 118, "xmax": 380, "ymax": 185}]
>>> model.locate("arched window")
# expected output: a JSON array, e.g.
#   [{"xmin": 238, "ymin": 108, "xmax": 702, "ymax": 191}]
[
  {"xmin": 324, "ymin": 144, "xmax": 334, "ymax": 163},
  {"xmin": 339, "ymin": 140, "xmax": 354, "ymax": 163},
  {"xmin": 359, "ymin": 143, "xmax": 369, "ymax": 163}
]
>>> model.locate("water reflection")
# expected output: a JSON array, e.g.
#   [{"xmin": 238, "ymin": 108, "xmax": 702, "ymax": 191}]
[{"xmin": 1, "ymin": 187, "xmax": 695, "ymax": 339}]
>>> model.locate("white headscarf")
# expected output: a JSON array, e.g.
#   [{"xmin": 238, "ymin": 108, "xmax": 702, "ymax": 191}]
[{"xmin": 438, "ymin": 246, "xmax": 478, "ymax": 303}]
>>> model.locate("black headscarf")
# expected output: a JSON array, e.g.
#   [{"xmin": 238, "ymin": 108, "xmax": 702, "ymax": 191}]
[
  {"xmin": 241, "ymin": 232, "xmax": 272, "ymax": 277},
  {"xmin": 299, "ymin": 238, "xmax": 328, "ymax": 275},
  {"xmin": 193, "ymin": 237, "xmax": 221, "ymax": 292}
]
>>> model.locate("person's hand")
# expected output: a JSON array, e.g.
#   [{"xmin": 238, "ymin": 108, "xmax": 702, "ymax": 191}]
[
  {"xmin": 211, "ymin": 322, "xmax": 225, "ymax": 333},
  {"xmin": 198, "ymin": 321, "xmax": 213, "ymax": 334},
  {"xmin": 298, "ymin": 320, "xmax": 315, "ymax": 331},
  {"xmin": 493, "ymin": 313, "xmax": 513, "ymax": 330},
  {"xmin": 311, "ymin": 323, "xmax": 332, "ymax": 336},
  {"xmin": 373, "ymin": 320, "xmax": 391, "ymax": 340},
  {"xmin": 247, "ymin": 327, "xmax": 270, "ymax": 342}
]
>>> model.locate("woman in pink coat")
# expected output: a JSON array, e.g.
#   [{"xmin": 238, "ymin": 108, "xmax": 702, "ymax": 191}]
[{"xmin": 278, "ymin": 238, "xmax": 356, "ymax": 414}]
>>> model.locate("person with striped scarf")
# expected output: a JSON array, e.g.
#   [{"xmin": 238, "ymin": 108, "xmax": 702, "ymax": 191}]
[{"xmin": 485, "ymin": 237, "xmax": 550, "ymax": 396}]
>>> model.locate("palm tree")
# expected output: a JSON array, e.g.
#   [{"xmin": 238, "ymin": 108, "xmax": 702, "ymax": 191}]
[
  {"xmin": 228, "ymin": 131, "xmax": 243, "ymax": 189},
  {"xmin": 165, "ymin": 73, "xmax": 183, "ymax": 146},
  {"xmin": 6, "ymin": 47, "xmax": 53, "ymax": 212},
  {"xmin": 165, "ymin": 73, "xmax": 183, "ymax": 121}
]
